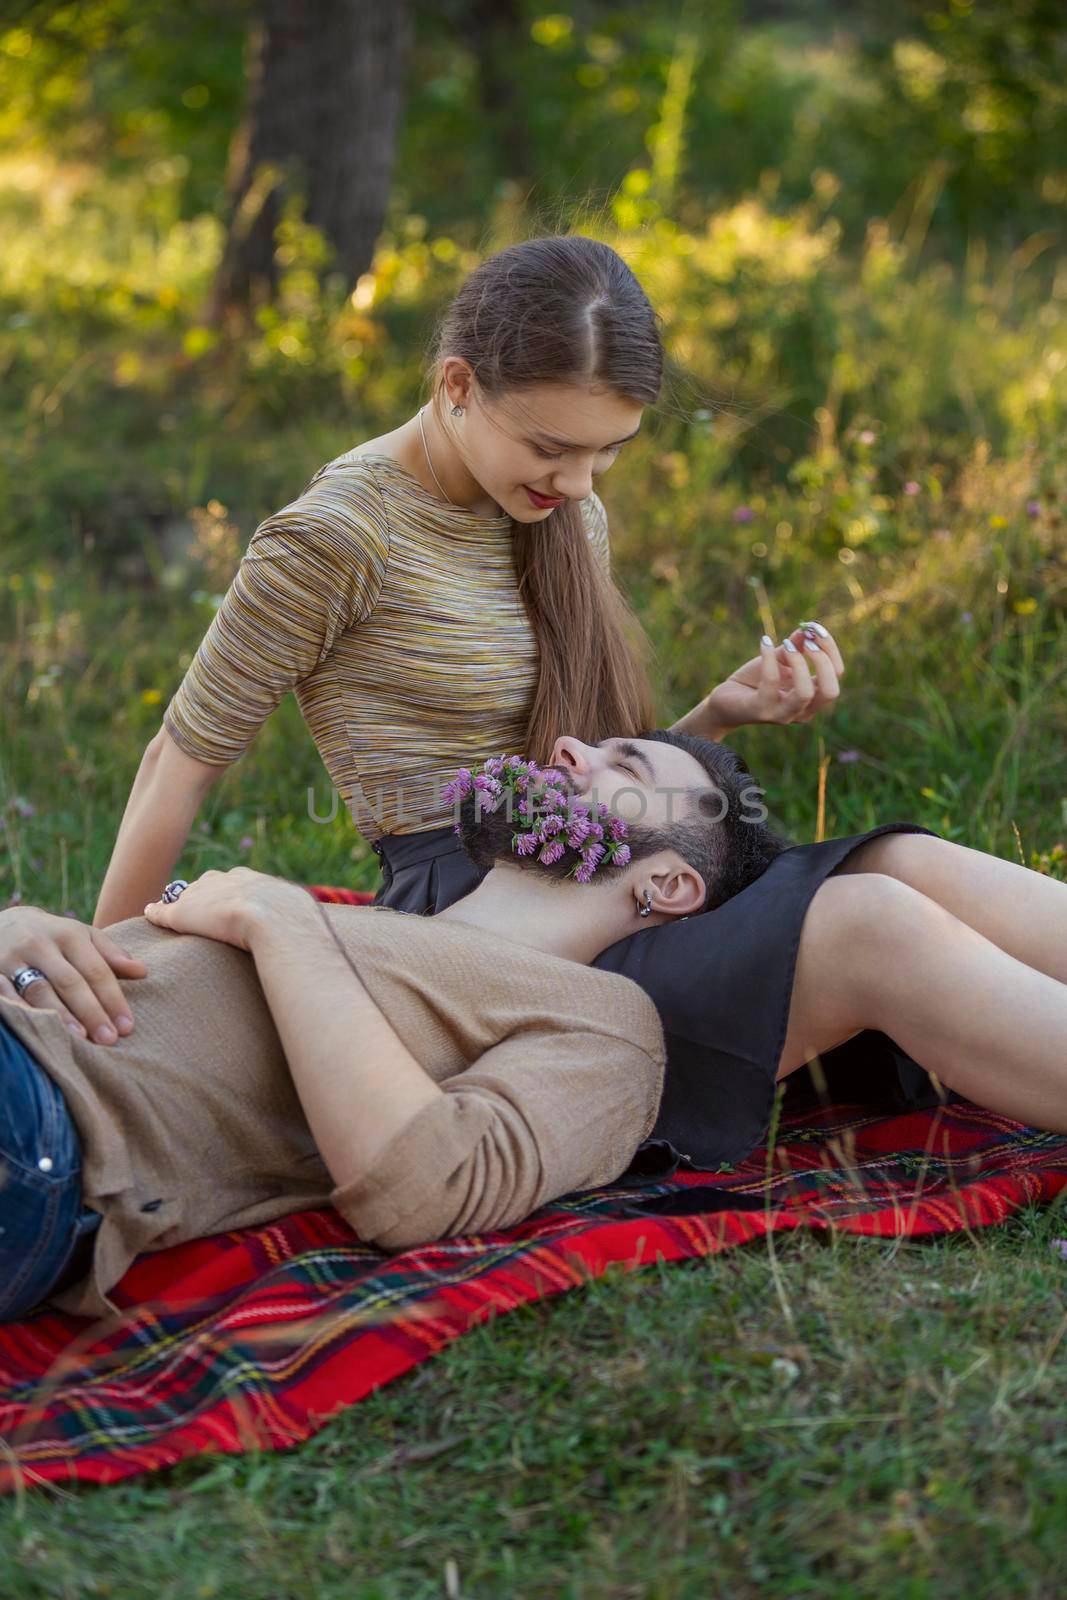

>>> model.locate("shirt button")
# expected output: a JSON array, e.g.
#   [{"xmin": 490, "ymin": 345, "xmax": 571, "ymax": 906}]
[{"xmin": 38, "ymin": 1156, "xmax": 53, "ymax": 1172}]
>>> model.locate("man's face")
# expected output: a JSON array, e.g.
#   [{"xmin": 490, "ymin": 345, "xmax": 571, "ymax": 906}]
[
  {"xmin": 452, "ymin": 735, "xmax": 716, "ymax": 894},
  {"xmin": 546, "ymin": 734, "xmax": 712, "ymax": 832}
]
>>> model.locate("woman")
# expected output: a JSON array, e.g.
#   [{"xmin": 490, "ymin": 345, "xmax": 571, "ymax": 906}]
[{"xmin": 84, "ymin": 232, "xmax": 925, "ymax": 1174}]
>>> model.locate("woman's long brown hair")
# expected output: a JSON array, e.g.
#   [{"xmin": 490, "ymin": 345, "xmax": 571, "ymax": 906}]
[{"xmin": 426, "ymin": 235, "xmax": 661, "ymax": 764}]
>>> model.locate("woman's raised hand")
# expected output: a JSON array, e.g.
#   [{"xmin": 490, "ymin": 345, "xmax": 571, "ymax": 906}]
[
  {"xmin": 0, "ymin": 906, "xmax": 147, "ymax": 1044},
  {"xmin": 705, "ymin": 621, "xmax": 845, "ymax": 732},
  {"xmin": 143, "ymin": 866, "xmax": 312, "ymax": 951}
]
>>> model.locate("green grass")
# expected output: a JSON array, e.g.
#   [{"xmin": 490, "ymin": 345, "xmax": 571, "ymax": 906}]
[
  {"xmin": 3, "ymin": 1210, "xmax": 1067, "ymax": 1598},
  {"xmin": 3, "ymin": 475, "xmax": 1067, "ymax": 1595}
]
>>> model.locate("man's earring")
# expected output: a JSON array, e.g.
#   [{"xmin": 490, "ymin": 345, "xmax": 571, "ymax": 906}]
[
  {"xmin": 638, "ymin": 889, "xmax": 654, "ymax": 918},
  {"xmin": 451, "ymin": 404, "xmax": 464, "ymax": 417}
]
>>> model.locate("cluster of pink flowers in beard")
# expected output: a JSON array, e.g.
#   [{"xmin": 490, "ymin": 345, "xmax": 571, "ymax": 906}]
[{"xmin": 442, "ymin": 755, "xmax": 632, "ymax": 883}]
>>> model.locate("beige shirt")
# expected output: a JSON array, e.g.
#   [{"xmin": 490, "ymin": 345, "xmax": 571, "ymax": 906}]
[{"xmin": 1, "ymin": 904, "xmax": 666, "ymax": 1320}]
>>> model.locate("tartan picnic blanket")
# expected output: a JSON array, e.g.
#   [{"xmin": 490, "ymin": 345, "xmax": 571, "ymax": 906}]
[{"xmin": 2, "ymin": 886, "xmax": 1065, "ymax": 1495}]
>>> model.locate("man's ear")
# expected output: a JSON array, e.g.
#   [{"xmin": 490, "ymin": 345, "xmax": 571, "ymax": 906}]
[{"xmin": 650, "ymin": 854, "xmax": 706, "ymax": 918}]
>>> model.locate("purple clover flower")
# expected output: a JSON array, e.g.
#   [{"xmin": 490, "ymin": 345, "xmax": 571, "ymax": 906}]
[
  {"xmin": 441, "ymin": 770, "xmax": 474, "ymax": 805},
  {"xmin": 566, "ymin": 816, "xmax": 592, "ymax": 848},
  {"xmin": 733, "ymin": 506, "xmax": 754, "ymax": 524},
  {"xmin": 451, "ymin": 753, "xmax": 638, "ymax": 885}
]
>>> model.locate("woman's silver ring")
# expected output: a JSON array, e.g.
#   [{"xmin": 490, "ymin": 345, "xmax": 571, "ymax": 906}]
[
  {"xmin": 10, "ymin": 966, "xmax": 48, "ymax": 997},
  {"xmin": 161, "ymin": 879, "xmax": 189, "ymax": 903}
]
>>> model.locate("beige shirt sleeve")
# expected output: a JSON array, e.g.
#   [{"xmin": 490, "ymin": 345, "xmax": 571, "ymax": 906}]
[
  {"xmin": 330, "ymin": 1024, "xmax": 664, "ymax": 1250},
  {"xmin": 580, "ymin": 489, "xmax": 611, "ymax": 576},
  {"xmin": 163, "ymin": 467, "xmax": 390, "ymax": 766}
]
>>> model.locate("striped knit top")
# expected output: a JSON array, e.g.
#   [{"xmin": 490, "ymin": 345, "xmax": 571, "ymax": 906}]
[{"xmin": 163, "ymin": 449, "xmax": 612, "ymax": 842}]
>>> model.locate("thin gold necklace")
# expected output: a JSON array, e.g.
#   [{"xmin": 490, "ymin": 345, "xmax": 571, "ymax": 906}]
[{"xmin": 418, "ymin": 405, "xmax": 459, "ymax": 507}]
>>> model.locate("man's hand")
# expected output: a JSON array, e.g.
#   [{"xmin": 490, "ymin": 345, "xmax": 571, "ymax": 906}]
[
  {"xmin": 0, "ymin": 906, "xmax": 147, "ymax": 1043},
  {"xmin": 143, "ymin": 866, "xmax": 314, "ymax": 951}
]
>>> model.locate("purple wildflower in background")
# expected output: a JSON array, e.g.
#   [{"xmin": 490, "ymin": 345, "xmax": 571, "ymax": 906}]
[
  {"xmin": 9, "ymin": 796, "xmax": 35, "ymax": 819},
  {"xmin": 239, "ymin": 835, "xmax": 253, "ymax": 850},
  {"xmin": 837, "ymin": 750, "xmax": 860, "ymax": 764},
  {"xmin": 1027, "ymin": 500, "xmax": 1041, "ymax": 518},
  {"xmin": 961, "ymin": 611, "xmax": 973, "ymax": 623},
  {"xmin": 733, "ymin": 506, "xmax": 754, "ymax": 524},
  {"xmin": 904, "ymin": 481, "xmax": 920, "ymax": 496}
]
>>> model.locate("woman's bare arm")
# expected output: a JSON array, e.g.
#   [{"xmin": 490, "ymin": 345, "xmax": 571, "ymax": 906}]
[{"xmin": 92, "ymin": 728, "xmax": 229, "ymax": 929}]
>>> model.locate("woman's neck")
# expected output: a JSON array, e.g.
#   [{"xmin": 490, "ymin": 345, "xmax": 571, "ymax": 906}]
[{"xmin": 394, "ymin": 408, "xmax": 502, "ymax": 517}]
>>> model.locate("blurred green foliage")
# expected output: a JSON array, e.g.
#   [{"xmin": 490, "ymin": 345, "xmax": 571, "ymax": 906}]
[{"xmin": 1, "ymin": 0, "xmax": 1065, "ymax": 878}]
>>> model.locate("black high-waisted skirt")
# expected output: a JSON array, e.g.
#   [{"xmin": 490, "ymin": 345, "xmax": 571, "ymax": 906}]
[{"xmin": 370, "ymin": 820, "xmax": 952, "ymax": 1178}]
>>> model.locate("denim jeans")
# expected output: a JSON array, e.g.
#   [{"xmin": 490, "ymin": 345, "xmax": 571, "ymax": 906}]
[{"xmin": 0, "ymin": 1013, "xmax": 102, "ymax": 1321}]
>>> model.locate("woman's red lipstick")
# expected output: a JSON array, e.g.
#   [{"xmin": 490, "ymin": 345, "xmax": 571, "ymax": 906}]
[{"xmin": 525, "ymin": 486, "xmax": 565, "ymax": 509}]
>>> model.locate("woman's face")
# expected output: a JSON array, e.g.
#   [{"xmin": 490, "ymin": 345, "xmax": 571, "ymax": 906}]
[{"xmin": 445, "ymin": 370, "xmax": 644, "ymax": 520}]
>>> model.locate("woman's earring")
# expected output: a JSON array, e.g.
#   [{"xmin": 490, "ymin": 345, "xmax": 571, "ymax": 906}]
[
  {"xmin": 638, "ymin": 889, "xmax": 654, "ymax": 918},
  {"xmin": 451, "ymin": 404, "xmax": 464, "ymax": 417}
]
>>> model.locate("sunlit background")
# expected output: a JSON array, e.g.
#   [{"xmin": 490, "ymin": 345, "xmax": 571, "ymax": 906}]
[{"xmin": 2, "ymin": 0, "xmax": 1065, "ymax": 910}]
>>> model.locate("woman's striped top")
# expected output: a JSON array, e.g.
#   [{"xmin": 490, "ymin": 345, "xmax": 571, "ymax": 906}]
[{"xmin": 163, "ymin": 449, "xmax": 612, "ymax": 842}]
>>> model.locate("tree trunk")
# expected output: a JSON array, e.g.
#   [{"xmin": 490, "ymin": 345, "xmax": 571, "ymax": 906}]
[
  {"xmin": 456, "ymin": 0, "xmax": 533, "ymax": 186},
  {"xmin": 211, "ymin": 0, "xmax": 411, "ymax": 322}
]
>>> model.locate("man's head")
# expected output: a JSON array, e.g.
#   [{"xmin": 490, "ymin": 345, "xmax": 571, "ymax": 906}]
[{"xmin": 450, "ymin": 729, "xmax": 793, "ymax": 926}]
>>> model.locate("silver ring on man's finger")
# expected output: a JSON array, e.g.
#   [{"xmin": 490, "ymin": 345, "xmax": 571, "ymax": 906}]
[
  {"xmin": 161, "ymin": 880, "xmax": 189, "ymax": 903},
  {"xmin": 9, "ymin": 965, "xmax": 48, "ymax": 997}
]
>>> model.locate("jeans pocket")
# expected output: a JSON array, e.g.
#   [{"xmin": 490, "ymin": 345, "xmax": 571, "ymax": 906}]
[
  {"xmin": 0, "ymin": 1023, "xmax": 88, "ymax": 1318},
  {"xmin": 0, "ymin": 1160, "xmax": 86, "ymax": 1320}
]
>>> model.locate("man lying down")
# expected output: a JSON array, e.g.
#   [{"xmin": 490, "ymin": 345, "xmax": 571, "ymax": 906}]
[{"xmin": 0, "ymin": 730, "xmax": 792, "ymax": 1321}]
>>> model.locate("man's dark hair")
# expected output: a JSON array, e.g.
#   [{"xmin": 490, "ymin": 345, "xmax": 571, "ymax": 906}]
[{"xmin": 638, "ymin": 729, "xmax": 794, "ymax": 910}]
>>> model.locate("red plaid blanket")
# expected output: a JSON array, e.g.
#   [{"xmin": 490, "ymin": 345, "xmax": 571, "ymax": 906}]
[{"xmin": 2, "ymin": 886, "xmax": 1065, "ymax": 1495}]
